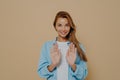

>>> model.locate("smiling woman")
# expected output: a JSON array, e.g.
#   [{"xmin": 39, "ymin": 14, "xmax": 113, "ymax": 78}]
[
  {"xmin": 55, "ymin": 17, "xmax": 70, "ymax": 41},
  {"xmin": 37, "ymin": 11, "xmax": 88, "ymax": 80}
]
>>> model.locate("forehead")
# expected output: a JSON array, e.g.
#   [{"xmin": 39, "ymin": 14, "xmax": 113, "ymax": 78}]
[{"xmin": 56, "ymin": 18, "xmax": 68, "ymax": 24}]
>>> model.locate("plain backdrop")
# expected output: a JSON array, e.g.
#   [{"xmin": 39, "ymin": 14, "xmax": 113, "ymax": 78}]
[{"xmin": 0, "ymin": 0, "xmax": 120, "ymax": 80}]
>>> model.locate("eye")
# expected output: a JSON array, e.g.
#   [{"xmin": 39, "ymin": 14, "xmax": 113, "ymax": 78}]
[
  {"xmin": 65, "ymin": 24, "xmax": 69, "ymax": 27},
  {"xmin": 57, "ymin": 24, "xmax": 62, "ymax": 27}
]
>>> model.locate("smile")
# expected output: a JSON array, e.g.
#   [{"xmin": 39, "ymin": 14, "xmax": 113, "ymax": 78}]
[{"xmin": 60, "ymin": 32, "xmax": 68, "ymax": 35}]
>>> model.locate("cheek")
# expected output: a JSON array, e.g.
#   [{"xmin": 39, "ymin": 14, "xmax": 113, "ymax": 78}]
[
  {"xmin": 67, "ymin": 27, "xmax": 70, "ymax": 32},
  {"xmin": 55, "ymin": 26, "xmax": 60, "ymax": 32}
]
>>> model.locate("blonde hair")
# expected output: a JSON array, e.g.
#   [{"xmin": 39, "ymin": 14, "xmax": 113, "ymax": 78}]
[{"xmin": 53, "ymin": 11, "xmax": 87, "ymax": 62}]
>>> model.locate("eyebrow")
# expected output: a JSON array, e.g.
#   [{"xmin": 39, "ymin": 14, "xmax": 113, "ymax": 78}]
[{"xmin": 57, "ymin": 23, "xmax": 69, "ymax": 25}]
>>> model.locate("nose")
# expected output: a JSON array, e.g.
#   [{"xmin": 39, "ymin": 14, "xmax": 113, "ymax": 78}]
[{"xmin": 62, "ymin": 26, "xmax": 66, "ymax": 31}]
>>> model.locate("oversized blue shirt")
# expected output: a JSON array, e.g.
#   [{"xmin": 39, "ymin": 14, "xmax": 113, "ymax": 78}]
[{"xmin": 37, "ymin": 39, "xmax": 88, "ymax": 80}]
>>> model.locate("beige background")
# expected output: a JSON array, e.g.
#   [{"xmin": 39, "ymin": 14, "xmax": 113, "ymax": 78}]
[{"xmin": 0, "ymin": 0, "xmax": 120, "ymax": 80}]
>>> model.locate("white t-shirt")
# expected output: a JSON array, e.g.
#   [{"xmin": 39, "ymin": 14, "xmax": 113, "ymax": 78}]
[{"xmin": 57, "ymin": 41, "xmax": 69, "ymax": 80}]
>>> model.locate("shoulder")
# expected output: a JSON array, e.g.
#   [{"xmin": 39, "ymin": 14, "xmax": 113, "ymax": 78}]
[
  {"xmin": 42, "ymin": 40, "xmax": 55, "ymax": 47},
  {"xmin": 40, "ymin": 40, "xmax": 54, "ymax": 53}
]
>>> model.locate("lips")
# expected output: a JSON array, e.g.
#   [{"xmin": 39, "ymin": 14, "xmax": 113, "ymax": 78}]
[{"xmin": 60, "ymin": 32, "xmax": 68, "ymax": 35}]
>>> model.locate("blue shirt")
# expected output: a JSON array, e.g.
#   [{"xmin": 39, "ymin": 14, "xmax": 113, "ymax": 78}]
[{"xmin": 37, "ymin": 39, "xmax": 88, "ymax": 80}]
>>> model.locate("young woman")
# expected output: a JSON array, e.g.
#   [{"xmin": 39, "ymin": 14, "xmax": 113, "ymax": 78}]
[{"xmin": 37, "ymin": 11, "xmax": 88, "ymax": 80}]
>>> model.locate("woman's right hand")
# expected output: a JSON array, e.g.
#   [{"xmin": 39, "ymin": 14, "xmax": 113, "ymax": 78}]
[{"xmin": 50, "ymin": 43, "xmax": 61, "ymax": 67}]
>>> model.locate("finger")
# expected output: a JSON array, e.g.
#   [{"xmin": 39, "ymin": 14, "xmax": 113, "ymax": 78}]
[
  {"xmin": 66, "ymin": 48, "xmax": 70, "ymax": 56},
  {"xmin": 50, "ymin": 46, "xmax": 54, "ymax": 53},
  {"xmin": 67, "ymin": 48, "xmax": 70, "ymax": 56},
  {"xmin": 52, "ymin": 43, "xmax": 55, "ymax": 49},
  {"xmin": 56, "ymin": 43, "xmax": 58, "ymax": 47},
  {"xmin": 75, "ymin": 48, "xmax": 77, "ymax": 54},
  {"xmin": 72, "ymin": 44, "xmax": 75, "ymax": 53},
  {"xmin": 69, "ymin": 43, "xmax": 72, "ymax": 52},
  {"xmin": 58, "ymin": 49, "xmax": 61, "ymax": 56},
  {"xmin": 55, "ymin": 43, "xmax": 58, "ymax": 50},
  {"xmin": 53, "ymin": 43, "xmax": 58, "ymax": 52},
  {"xmin": 70, "ymin": 43, "xmax": 73, "ymax": 49},
  {"xmin": 70, "ymin": 43, "xmax": 74, "ymax": 52}
]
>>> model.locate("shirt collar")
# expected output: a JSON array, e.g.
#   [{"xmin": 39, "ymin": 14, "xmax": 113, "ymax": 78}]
[{"xmin": 53, "ymin": 37, "xmax": 71, "ymax": 45}]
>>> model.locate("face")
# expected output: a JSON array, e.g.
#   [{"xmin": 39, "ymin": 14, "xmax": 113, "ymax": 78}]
[{"xmin": 55, "ymin": 18, "xmax": 70, "ymax": 39}]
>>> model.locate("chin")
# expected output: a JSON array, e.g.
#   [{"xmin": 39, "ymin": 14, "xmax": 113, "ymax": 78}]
[
  {"xmin": 58, "ymin": 33, "xmax": 69, "ymax": 38},
  {"xmin": 60, "ymin": 34, "xmax": 68, "ymax": 38}
]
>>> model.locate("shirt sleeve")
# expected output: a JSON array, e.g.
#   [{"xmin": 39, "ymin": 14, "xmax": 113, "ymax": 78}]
[
  {"xmin": 70, "ymin": 43, "xmax": 88, "ymax": 80},
  {"xmin": 37, "ymin": 42, "xmax": 54, "ymax": 78}
]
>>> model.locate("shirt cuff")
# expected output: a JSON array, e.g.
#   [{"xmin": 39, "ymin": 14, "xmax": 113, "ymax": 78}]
[{"xmin": 70, "ymin": 64, "xmax": 84, "ymax": 78}]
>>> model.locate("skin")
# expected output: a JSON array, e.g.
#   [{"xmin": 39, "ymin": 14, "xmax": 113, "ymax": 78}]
[{"xmin": 48, "ymin": 18, "xmax": 77, "ymax": 72}]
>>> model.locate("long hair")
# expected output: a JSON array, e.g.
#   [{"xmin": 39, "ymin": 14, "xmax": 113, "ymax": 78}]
[{"xmin": 53, "ymin": 11, "xmax": 87, "ymax": 62}]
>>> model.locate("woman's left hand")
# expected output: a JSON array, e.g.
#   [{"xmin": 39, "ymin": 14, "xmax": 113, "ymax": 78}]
[{"xmin": 66, "ymin": 43, "xmax": 77, "ymax": 67}]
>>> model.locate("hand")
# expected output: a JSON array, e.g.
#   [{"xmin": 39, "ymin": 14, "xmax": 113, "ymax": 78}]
[
  {"xmin": 66, "ymin": 43, "xmax": 77, "ymax": 67},
  {"xmin": 50, "ymin": 43, "xmax": 61, "ymax": 67}
]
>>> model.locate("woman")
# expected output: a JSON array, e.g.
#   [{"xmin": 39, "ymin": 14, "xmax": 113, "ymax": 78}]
[{"xmin": 37, "ymin": 11, "xmax": 88, "ymax": 80}]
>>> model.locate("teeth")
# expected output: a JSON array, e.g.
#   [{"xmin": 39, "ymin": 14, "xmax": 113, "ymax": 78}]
[
  {"xmin": 61, "ymin": 32, "xmax": 66, "ymax": 34},
  {"xmin": 61, "ymin": 32, "xmax": 67, "ymax": 35}
]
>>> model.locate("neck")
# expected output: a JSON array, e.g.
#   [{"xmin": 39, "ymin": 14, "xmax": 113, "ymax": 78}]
[{"xmin": 57, "ymin": 37, "xmax": 68, "ymax": 42}]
